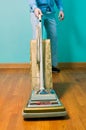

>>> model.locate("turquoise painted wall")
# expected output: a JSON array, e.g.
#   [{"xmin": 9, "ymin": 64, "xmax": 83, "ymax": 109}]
[
  {"xmin": 58, "ymin": 0, "xmax": 86, "ymax": 62},
  {"xmin": 0, "ymin": 0, "xmax": 31, "ymax": 63},
  {"xmin": 0, "ymin": 0, "xmax": 86, "ymax": 63}
]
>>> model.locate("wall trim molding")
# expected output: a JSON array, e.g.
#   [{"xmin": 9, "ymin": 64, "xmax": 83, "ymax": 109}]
[
  {"xmin": 0, "ymin": 63, "xmax": 31, "ymax": 69},
  {"xmin": 59, "ymin": 62, "xmax": 86, "ymax": 69},
  {"xmin": 0, "ymin": 62, "xmax": 86, "ymax": 69}
]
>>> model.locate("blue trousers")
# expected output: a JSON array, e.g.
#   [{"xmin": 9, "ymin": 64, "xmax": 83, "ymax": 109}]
[{"xmin": 30, "ymin": 12, "xmax": 58, "ymax": 67}]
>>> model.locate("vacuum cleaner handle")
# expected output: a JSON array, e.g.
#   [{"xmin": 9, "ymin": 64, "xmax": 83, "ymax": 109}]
[
  {"xmin": 36, "ymin": 25, "xmax": 40, "ymax": 63},
  {"xmin": 36, "ymin": 15, "xmax": 42, "ymax": 63},
  {"xmin": 38, "ymin": 15, "xmax": 45, "ymax": 91}
]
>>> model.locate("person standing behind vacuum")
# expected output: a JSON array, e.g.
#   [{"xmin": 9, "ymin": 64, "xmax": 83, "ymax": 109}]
[{"xmin": 28, "ymin": 0, "xmax": 64, "ymax": 72}]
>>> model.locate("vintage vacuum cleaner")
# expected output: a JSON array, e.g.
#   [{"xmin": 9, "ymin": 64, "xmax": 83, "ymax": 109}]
[{"xmin": 22, "ymin": 15, "xmax": 67, "ymax": 118}]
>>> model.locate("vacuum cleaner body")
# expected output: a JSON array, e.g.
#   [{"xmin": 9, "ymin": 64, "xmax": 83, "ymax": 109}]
[{"xmin": 22, "ymin": 15, "xmax": 67, "ymax": 118}]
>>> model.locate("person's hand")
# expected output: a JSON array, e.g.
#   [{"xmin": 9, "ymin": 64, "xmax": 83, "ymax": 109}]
[
  {"xmin": 34, "ymin": 8, "xmax": 42, "ymax": 18},
  {"xmin": 58, "ymin": 10, "xmax": 64, "ymax": 20}
]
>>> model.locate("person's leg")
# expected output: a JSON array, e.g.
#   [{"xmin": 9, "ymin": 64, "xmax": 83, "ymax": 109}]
[
  {"xmin": 30, "ymin": 13, "xmax": 39, "ymax": 39},
  {"xmin": 30, "ymin": 13, "xmax": 60, "ymax": 72},
  {"xmin": 44, "ymin": 13, "xmax": 59, "ymax": 68}
]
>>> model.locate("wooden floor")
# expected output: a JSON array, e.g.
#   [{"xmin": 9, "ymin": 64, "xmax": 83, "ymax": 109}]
[{"xmin": 0, "ymin": 68, "xmax": 86, "ymax": 130}]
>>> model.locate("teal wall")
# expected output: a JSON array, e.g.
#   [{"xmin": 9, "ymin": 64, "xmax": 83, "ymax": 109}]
[
  {"xmin": 58, "ymin": 0, "xmax": 86, "ymax": 62},
  {"xmin": 0, "ymin": 0, "xmax": 31, "ymax": 63},
  {"xmin": 0, "ymin": 0, "xmax": 86, "ymax": 63}
]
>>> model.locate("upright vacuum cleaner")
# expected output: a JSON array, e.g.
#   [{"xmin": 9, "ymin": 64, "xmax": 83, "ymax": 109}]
[{"xmin": 22, "ymin": 15, "xmax": 67, "ymax": 118}]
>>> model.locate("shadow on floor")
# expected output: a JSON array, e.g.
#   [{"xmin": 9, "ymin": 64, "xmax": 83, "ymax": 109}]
[{"xmin": 53, "ymin": 82, "xmax": 74, "ymax": 98}]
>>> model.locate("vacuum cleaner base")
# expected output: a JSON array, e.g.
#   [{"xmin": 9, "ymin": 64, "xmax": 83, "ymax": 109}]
[
  {"xmin": 22, "ymin": 111, "xmax": 67, "ymax": 118},
  {"xmin": 22, "ymin": 90, "xmax": 67, "ymax": 119}
]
